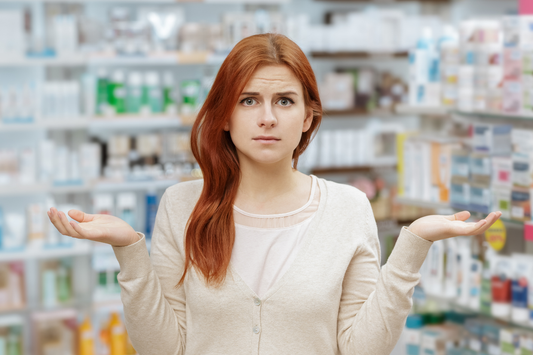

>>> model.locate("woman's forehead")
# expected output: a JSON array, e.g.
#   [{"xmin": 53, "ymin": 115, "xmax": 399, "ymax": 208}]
[{"xmin": 244, "ymin": 65, "xmax": 302, "ymax": 93}]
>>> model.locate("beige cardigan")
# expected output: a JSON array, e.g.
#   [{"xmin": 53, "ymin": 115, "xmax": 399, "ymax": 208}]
[{"xmin": 112, "ymin": 177, "xmax": 433, "ymax": 355}]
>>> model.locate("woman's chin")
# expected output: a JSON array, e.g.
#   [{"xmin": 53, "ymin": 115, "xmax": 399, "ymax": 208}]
[{"xmin": 243, "ymin": 153, "xmax": 289, "ymax": 166}]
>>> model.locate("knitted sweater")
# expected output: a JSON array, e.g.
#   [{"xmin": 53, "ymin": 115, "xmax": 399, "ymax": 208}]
[{"xmin": 112, "ymin": 177, "xmax": 433, "ymax": 355}]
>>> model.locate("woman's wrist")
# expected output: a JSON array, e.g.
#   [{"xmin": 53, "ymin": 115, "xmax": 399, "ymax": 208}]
[{"xmin": 112, "ymin": 231, "xmax": 142, "ymax": 248}]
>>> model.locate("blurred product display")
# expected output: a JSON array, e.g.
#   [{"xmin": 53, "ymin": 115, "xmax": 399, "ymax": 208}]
[
  {"xmin": 407, "ymin": 14, "xmax": 533, "ymax": 114},
  {"xmin": 0, "ymin": 1, "xmax": 530, "ymax": 355}
]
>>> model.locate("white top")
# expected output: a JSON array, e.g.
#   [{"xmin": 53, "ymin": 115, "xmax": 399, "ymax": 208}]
[{"xmin": 231, "ymin": 175, "xmax": 319, "ymax": 298}]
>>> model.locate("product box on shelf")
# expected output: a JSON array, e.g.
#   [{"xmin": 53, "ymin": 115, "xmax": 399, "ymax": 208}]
[
  {"xmin": 32, "ymin": 309, "xmax": 77, "ymax": 355},
  {"xmin": 450, "ymin": 176, "xmax": 470, "ymax": 210},
  {"xmin": 470, "ymin": 152, "xmax": 491, "ymax": 184},
  {"xmin": 430, "ymin": 139, "xmax": 461, "ymax": 202},
  {"xmin": 0, "ymin": 314, "xmax": 24, "ymax": 355},
  {"xmin": 493, "ymin": 187, "xmax": 512, "ymax": 219},
  {"xmin": 511, "ymin": 187, "xmax": 531, "ymax": 221},
  {"xmin": 473, "ymin": 124, "xmax": 512, "ymax": 156},
  {"xmin": 503, "ymin": 80, "xmax": 523, "ymax": 114},
  {"xmin": 492, "ymin": 156, "xmax": 513, "ymax": 189},
  {"xmin": 470, "ymin": 181, "xmax": 491, "ymax": 214},
  {"xmin": 0, "ymin": 262, "xmax": 25, "ymax": 313}
]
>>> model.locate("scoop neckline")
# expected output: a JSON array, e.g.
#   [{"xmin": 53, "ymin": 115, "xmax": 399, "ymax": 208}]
[{"xmin": 232, "ymin": 175, "xmax": 318, "ymax": 218}]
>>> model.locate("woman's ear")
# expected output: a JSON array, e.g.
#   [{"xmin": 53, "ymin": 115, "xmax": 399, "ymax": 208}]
[
  {"xmin": 223, "ymin": 122, "xmax": 229, "ymax": 131},
  {"xmin": 302, "ymin": 107, "xmax": 313, "ymax": 132}
]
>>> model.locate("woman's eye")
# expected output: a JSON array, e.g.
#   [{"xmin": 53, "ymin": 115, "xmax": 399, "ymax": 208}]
[
  {"xmin": 278, "ymin": 98, "xmax": 293, "ymax": 106},
  {"xmin": 242, "ymin": 98, "xmax": 256, "ymax": 106}
]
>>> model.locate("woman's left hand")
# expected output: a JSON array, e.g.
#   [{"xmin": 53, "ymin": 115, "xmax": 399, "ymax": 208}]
[{"xmin": 408, "ymin": 210, "xmax": 502, "ymax": 242}]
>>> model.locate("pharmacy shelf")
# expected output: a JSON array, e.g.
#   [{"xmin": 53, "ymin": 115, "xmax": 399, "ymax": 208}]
[
  {"xmin": 0, "ymin": 0, "xmax": 177, "ymax": 2},
  {"xmin": 88, "ymin": 116, "xmax": 186, "ymax": 131},
  {"xmin": 0, "ymin": 116, "xmax": 192, "ymax": 132},
  {"xmin": 0, "ymin": 52, "xmax": 227, "ymax": 67},
  {"xmin": 323, "ymin": 108, "xmax": 395, "ymax": 117},
  {"xmin": 310, "ymin": 50, "xmax": 409, "ymax": 59},
  {"xmin": 0, "ymin": 0, "xmax": 288, "ymax": 3},
  {"xmin": 395, "ymin": 105, "xmax": 533, "ymax": 123},
  {"xmin": 395, "ymin": 196, "xmax": 451, "ymax": 210},
  {"xmin": 424, "ymin": 292, "xmax": 533, "ymax": 331},
  {"xmin": 0, "ymin": 119, "xmax": 88, "ymax": 132},
  {"xmin": 395, "ymin": 196, "xmax": 525, "ymax": 228},
  {"xmin": 0, "ymin": 244, "xmax": 92, "ymax": 263},
  {"xmin": 0, "ymin": 178, "xmax": 181, "ymax": 196},
  {"xmin": 93, "ymin": 178, "xmax": 179, "ymax": 192},
  {"xmin": 395, "ymin": 104, "xmax": 450, "ymax": 117},
  {"xmin": 0, "ymin": 55, "xmax": 86, "ymax": 67},
  {"xmin": 311, "ymin": 161, "xmax": 397, "ymax": 175},
  {"xmin": 450, "ymin": 109, "xmax": 533, "ymax": 123}
]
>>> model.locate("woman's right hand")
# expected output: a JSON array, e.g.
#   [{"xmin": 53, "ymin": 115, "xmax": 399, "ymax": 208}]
[{"xmin": 47, "ymin": 207, "xmax": 141, "ymax": 247}]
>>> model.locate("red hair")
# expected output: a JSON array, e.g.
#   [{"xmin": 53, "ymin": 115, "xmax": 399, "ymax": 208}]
[{"xmin": 177, "ymin": 33, "xmax": 322, "ymax": 288}]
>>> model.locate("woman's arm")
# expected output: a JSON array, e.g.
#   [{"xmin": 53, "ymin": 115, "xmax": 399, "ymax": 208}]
[
  {"xmin": 337, "ymin": 197, "xmax": 501, "ymax": 355},
  {"xmin": 336, "ymin": 196, "xmax": 431, "ymax": 355},
  {"xmin": 113, "ymin": 190, "xmax": 187, "ymax": 355}
]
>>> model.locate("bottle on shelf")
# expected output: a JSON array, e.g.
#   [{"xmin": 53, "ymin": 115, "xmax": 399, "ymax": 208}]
[
  {"xmin": 109, "ymin": 312, "xmax": 126, "ymax": 355},
  {"xmin": 79, "ymin": 315, "xmax": 95, "ymax": 355}
]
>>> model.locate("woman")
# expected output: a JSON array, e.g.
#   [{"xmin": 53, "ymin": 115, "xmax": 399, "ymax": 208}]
[{"xmin": 47, "ymin": 33, "xmax": 501, "ymax": 355}]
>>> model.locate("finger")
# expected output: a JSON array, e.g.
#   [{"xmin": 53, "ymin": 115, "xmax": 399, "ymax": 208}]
[
  {"xmin": 459, "ymin": 211, "xmax": 501, "ymax": 235},
  {"xmin": 68, "ymin": 220, "xmax": 98, "ymax": 240},
  {"xmin": 48, "ymin": 208, "xmax": 69, "ymax": 236},
  {"xmin": 470, "ymin": 211, "xmax": 502, "ymax": 235},
  {"xmin": 57, "ymin": 210, "xmax": 83, "ymax": 239},
  {"xmin": 68, "ymin": 209, "xmax": 95, "ymax": 223},
  {"xmin": 70, "ymin": 221, "xmax": 103, "ymax": 241},
  {"xmin": 445, "ymin": 210, "xmax": 470, "ymax": 221}
]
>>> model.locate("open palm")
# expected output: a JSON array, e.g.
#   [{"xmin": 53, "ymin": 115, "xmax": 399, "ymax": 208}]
[
  {"xmin": 408, "ymin": 210, "xmax": 502, "ymax": 242},
  {"xmin": 47, "ymin": 207, "xmax": 140, "ymax": 247}
]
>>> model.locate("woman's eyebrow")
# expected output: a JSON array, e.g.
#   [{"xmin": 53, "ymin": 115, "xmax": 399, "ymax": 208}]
[{"xmin": 239, "ymin": 91, "xmax": 298, "ymax": 96}]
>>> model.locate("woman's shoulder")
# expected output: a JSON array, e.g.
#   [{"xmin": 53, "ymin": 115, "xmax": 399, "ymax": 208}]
[
  {"xmin": 320, "ymin": 177, "xmax": 368, "ymax": 201},
  {"xmin": 165, "ymin": 179, "xmax": 204, "ymax": 206}
]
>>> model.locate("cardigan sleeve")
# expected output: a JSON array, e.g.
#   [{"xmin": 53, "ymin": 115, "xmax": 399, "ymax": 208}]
[
  {"xmin": 337, "ymin": 197, "xmax": 433, "ymax": 355},
  {"xmin": 112, "ymin": 190, "xmax": 187, "ymax": 355}
]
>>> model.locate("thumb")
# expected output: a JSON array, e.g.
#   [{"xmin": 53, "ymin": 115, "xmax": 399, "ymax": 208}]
[
  {"xmin": 445, "ymin": 210, "xmax": 471, "ymax": 222},
  {"xmin": 68, "ymin": 209, "xmax": 95, "ymax": 223}
]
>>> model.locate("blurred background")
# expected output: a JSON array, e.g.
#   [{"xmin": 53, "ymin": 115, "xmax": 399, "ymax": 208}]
[{"xmin": 0, "ymin": 0, "xmax": 531, "ymax": 353}]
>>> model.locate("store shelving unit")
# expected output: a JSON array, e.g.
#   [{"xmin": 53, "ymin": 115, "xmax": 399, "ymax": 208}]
[
  {"xmin": 395, "ymin": 196, "xmax": 525, "ymax": 228},
  {"xmin": 395, "ymin": 104, "xmax": 449, "ymax": 117},
  {"xmin": 310, "ymin": 50, "xmax": 409, "ymax": 59},
  {"xmin": 396, "ymin": 104, "xmax": 533, "ymax": 123},
  {"xmin": 424, "ymin": 291, "xmax": 533, "ymax": 332},
  {"xmin": 0, "ymin": 116, "xmax": 194, "ymax": 133},
  {"xmin": 0, "ymin": 52, "xmax": 228, "ymax": 68},
  {"xmin": 0, "ymin": 178, "xmax": 181, "ymax": 197},
  {"xmin": 0, "ymin": 244, "xmax": 92, "ymax": 263},
  {"xmin": 323, "ymin": 108, "xmax": 396, "ymax": 118},
  {"xmin": 312, "ymin": 162, "xmax": 397, "ymax": 175}
]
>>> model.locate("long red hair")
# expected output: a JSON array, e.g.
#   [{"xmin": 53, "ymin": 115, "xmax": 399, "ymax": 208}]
[{"xmin": 177, "ymin": 33, "xmax": 322, "ymax": 288}]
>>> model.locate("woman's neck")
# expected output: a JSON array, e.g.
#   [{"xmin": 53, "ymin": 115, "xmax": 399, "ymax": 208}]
[{"xmin": 234, "ymin": 156, "xmax": 312, "ymax": 215}]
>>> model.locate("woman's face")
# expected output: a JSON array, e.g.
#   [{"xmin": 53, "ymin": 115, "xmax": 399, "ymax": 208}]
[{"xmin": 225, "ymin": 64, "xmax": 313, "ymax": 166}]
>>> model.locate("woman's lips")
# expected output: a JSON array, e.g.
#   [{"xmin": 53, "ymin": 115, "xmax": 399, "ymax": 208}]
[{"xmin": 253, "ymin": 137, "xmax": 280, "ymax": 144}]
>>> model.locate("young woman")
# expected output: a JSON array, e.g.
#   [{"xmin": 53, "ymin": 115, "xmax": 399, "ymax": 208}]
[{"xmin": 47, "ymin": 33, "xmax": 501, "ymax": 355}]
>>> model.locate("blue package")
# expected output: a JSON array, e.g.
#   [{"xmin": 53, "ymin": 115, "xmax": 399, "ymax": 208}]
[{"xmin": 145, "ymin": 191, "xmax": 158, "ymax": 239}]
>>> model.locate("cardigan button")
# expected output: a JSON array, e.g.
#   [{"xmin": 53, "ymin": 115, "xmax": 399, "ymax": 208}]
[
  {"xmin": 254, "ymin": 298, "xmax": 261, "ymax": 306},
  {"xmin": 253, "ymin": 326, "xmax": 260, "ymax": 334}
]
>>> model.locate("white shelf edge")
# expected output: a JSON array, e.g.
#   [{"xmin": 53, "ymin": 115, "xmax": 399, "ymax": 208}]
[
  {"xmin": 0, "ymin": 53, "xmax": 227, "ymax": 67},
  {"xmin": 0, "ymin": 178, "xmax": 182, "ymax": 196},
  {"xmin": 395, "ymin": 104, "xmax": 450, "ymax": 116},
  {"xmin": 0, "ymin": 244, "xmax": 92, "ymax": 263},
  {"xmin": 0, "ymin": 116, "xmax": 192, "ymax": 132},
  {"xmin": 395, "ymin": 196, "xmax": 451, "ymax": 210}
]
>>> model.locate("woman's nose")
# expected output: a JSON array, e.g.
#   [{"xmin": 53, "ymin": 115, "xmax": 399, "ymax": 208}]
[{"xmin": 257, "ymin": 106, "xmax": 277, "ymax": 127}]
